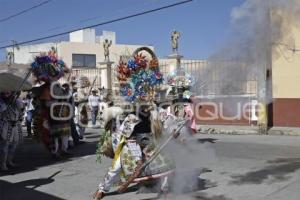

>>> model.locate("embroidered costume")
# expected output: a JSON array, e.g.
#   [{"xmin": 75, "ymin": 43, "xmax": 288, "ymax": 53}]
[
  {"xmin": 94, "ymin": 47, "xmax": 191, "ymax": 200},
  {"xmin": 31, "ymin": 52, "xmax": 71, "ymax": 157},
  {"xmin": 0, "ymin": 94, "xmax": 24, "ymax": 171}
]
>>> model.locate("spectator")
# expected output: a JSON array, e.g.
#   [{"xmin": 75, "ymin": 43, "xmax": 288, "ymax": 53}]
[
  {"xmin": 0, "ymin": 91, "xmax": 24, "ymax": 171},
  {"xmin": 24, "ymin": 93, "xmax": 34, "ymax": 137},
  {"xmin": 88, "ymin": 89, "xmax": 100, "ymax": 126}
]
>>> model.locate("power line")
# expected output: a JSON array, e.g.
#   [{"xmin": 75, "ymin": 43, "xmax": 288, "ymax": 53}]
[
  {"xmin": 0, "ymin": 0, "xmax": 53, "ymax": 23},
  {"xmin": 0, "ymin": 0, "xmax": 193, "ymax": 49},
  {"xmin": 0, "ymin": 40, "xmax": 11, "ymax": 44},
  {"xmin": 273, "ymin": 42, "xmax": 300, "ymax": 53},
  {"xmin": 46, "ymin": 0, "xmax": 161, "ymax": 32}
]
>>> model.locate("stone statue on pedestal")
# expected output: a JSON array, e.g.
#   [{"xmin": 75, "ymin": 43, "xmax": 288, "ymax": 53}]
[
  {"xmin": 6, "ymin": 52, "xmax": 14, "ymax": 66},
  {"xmin": 171, "ymin": 30, "xmax": 181, "ymax": 53},
  {"xmin": 103, "ymin": 39, "xmax": 112, "ymax": 61}
]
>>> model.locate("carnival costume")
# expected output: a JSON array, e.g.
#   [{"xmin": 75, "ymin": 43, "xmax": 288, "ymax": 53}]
[
  {"xmin": 94, "ymin": 47, "xmax": 190, "ymax": 199},
  {"xmin": 0, "ymin": 93, "xmax": 24, "ymax": 171},
  {"xmin": 31, "ymin": 52, "xmax": 71, "ymax": 157},
  {"xmin": 72, "ymin": 76, "xmax": 90, "ymax": 139}
]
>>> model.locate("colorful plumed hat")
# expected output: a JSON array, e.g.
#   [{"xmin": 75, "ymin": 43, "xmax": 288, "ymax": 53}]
[
  {"xmin": 117, "ymin": 47, "xmax": 164, "ymax": 103},
  {"xmin": 31, "ymin": 50, "xmax": 69, "ymax": 83}
]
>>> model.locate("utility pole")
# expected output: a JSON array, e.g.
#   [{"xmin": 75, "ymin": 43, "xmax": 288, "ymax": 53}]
[
  {"xmin": 258, "ymin": 7, "xmax": 273, "ymax": 134},
  {"xmin": 11, "ymin": 40, "xmax": 19, "ymax": 63}
]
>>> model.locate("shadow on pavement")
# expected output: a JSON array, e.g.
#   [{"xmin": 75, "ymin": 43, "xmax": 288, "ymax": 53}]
[
  {"xmin": 197, "ymin": 138, "xmax": 218, "ymax": 144},
  {"xmin": 0, "ymin": 171, "xmax": 66, "ymax": 200},
  {"xmin": 102, "ymin": 168, "xmax": 216, "ymax": 199},
  {"xmin": 85, "ymin": 134, "xmax": 102, "ymax": 139},
  {"xmin": 230, "ymin": 157, "xmax": 300, "ymax": 184},
  {"xmin": 0, "ymin": 134, "xmax": 99, "ymax": 176},
  {"xmin": 103, "ymin": 176, "xmax": 217, "ymax": 200},
  {"xmin": 194, "ymin": 193, "xmax": 233, "ymax": 200}
]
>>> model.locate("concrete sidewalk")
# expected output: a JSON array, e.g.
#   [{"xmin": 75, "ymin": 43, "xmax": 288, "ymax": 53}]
[{"xmin": 197, "ymin": 125, "xmax": 300, "ymax": 136}]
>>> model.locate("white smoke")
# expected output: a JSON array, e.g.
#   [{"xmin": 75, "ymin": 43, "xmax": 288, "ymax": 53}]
[
  {"xmin": 152, "ymin": 0, "xmax": 300, "ymax": 195},
  {"xmin": 158, "ymin": 116, "xmax": 217, "ymax": 194},
  {"xmin": 166, "ymin": 134, "xmax": 217, "ymax": 194},
  {"xmin": 193, "ymin": 0, "xmax": 300, "ymax": 119}
]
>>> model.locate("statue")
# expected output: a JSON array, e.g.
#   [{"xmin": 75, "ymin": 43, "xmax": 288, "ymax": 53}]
[
  {"xmin": 6, "ymin": 52, "xmax": 14, "ymax": 65},
  {"xmin": 103, "ymin": 39, "xmax": 112, "ymax": 61},
  {"xmin": 49, "ymin": 46, "xmax": 57, "ymax": 56},
  {"xmin": 171, "ymin": 30, "xmax": 180, "ymax": 53}
]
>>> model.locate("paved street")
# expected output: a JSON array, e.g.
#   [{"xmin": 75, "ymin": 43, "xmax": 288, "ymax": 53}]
[{"xmin": 1, "ymin": 129, "xmax": 300, "ymax": 200}]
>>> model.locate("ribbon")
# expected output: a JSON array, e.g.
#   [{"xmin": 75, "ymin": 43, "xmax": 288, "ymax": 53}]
[{"xmin": 112, "ymin": 136, "xmax": 126, "ymax": 168}]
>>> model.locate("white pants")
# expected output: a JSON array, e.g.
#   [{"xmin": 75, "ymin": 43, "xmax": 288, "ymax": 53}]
[
  {"xmin": 98, "ymin": 141, "xmax": 142, "ymax": 192},
  {"xmin": 51, "ymin": 136, "xmax": 69, "ymax": 154},
  {"xmin": 76, "ymin": 125, "xmax": 85, "ymax": 137},
  {"xmin": 98, "ymin": 155, "xmax": 122, "ymax": 192}
]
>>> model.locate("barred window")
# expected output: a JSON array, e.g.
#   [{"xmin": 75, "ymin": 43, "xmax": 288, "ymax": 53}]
[{"xmin": 72, "ymin": 54, "xmax": 96, "ymax": 68}]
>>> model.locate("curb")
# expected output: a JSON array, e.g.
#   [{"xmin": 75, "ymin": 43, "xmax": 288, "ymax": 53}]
[{"xmin": 197, "ymin": 126, "xmax": 300, "ymax": 136}]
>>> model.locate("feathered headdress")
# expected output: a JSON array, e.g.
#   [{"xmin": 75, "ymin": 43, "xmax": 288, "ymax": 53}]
[
  {"xmin": 117, "ymin": 47, "xmax": 163, "ymax": 103},
  {"xmin": 31, "ymin": 52, "xmax": 69, "ymax": 83}
]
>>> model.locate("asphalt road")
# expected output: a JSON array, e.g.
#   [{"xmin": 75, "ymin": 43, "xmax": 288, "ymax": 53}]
[{"xmin": 1, "ymin": 129, "xmax": 300, "ymax": 200}]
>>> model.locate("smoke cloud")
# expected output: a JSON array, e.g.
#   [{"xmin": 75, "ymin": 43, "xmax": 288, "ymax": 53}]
[{"xmin": 191, "ymin": 0, "xmax": 300, "ymax": 118}]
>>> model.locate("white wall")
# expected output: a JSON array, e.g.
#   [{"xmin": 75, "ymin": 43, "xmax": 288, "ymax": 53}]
[
  {"xmin": 69, "ymin": 29, "xmax": 96, "ymax": 43},
  {"xmin": 58, "ymin": 42, "xmax": 154, "ymax": 89},
  {"xmin": 98, "ymin": 31, "xmax": 116, "ymax": 44},
  {"xmin": 6, "ymin": 43, "xmax": 58, "ymax": 64},
  {"xmin": 59, "ymin": 42, "xmax": 153, "ymax": 67}
]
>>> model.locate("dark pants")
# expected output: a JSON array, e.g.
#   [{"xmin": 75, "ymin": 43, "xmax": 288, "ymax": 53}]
[
  {"xmin": 26, "ymin": 110, "xmax": 33, "ymax": 136},
  {"xmin": 70, "ymin": 118, "xmax": 80, "ymax": 144},
  {"xmin": 91, "ymin": 106, "xmax": 99, "ymax": 125}
]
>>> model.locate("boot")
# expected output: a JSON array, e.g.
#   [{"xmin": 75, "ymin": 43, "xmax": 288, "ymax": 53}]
[
  {"xmin": 7, "ymin": 155, "xmax": 17, "ymax": 167},
  {"xmin": 93, "ymin": 190, "xmax": 104, "ymax": 200},
  {"xmin": 1, "ymin": 154, "xmax": 8, "ymax": 171}
]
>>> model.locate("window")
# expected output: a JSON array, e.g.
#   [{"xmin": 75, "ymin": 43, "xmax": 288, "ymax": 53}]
[{"xmin": 72, "ymin": 54, "xmax": 96, "ymax": 68}]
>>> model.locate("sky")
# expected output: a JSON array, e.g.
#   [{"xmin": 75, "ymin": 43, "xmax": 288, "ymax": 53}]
[{"xmin": 0, "ymin": 0, "xmax": 246, "ymax": 61}]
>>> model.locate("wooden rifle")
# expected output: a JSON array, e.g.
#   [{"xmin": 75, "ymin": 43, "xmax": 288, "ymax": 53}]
[
  {"xmin": 117, "ymin": 119, "xmax": 188, "ymax": 193},
  {"xmin": 88, "ymin": 76, "xmax": 98, "ymax": 96}
]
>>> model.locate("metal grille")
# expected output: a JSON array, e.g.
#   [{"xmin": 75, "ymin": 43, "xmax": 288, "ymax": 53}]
[
  {"xmin": 159, "ymin": 60, "xmax": 258, "ymax": 98},
  {"xmin": 60, "ymin": 68, "xmax": 102, "ymax": 93},
  {"xmin": 60, "ymin": 60, "xmax": 259, "ymax": 99}
]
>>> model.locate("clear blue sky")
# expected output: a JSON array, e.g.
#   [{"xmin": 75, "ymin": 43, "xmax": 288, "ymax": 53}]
[{"xmin": 0, "ymin": 0, "xmax": 245, "ymax": 61}]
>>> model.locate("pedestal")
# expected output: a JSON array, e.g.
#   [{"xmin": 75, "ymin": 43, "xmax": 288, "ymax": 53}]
[
  {"xmin": 167, "ymin": 53, "xmax": 183, "ymax": 73},
  {"xmin": 98, "ymin": 61, "xmax": 114, "ymax": 90}
]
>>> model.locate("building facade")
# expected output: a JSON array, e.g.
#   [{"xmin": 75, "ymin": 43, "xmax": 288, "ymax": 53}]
[
  {"xmin": 271, "ymin": 11, "xmax": 300, "ymax": 127},
  {"xmin": 8, "ymin": 25, "xmax": 299, "ymax": 128},
  {"xmin": 6, "ymin": 29, "xmax": 154, "ymax": 90},
  {"xmin": 6, "ymin": 30, "xmax": 260, "ymax": 126}
]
